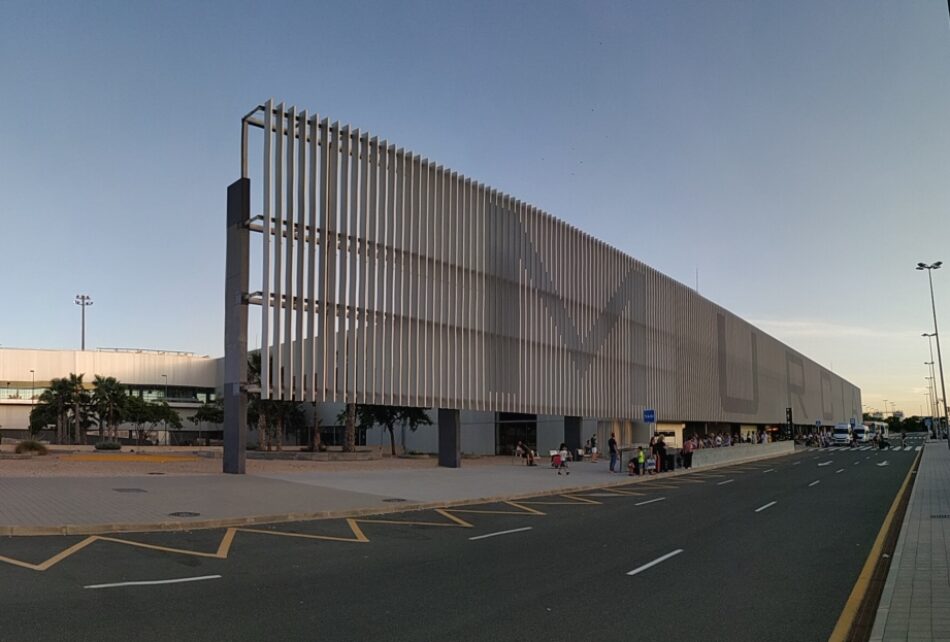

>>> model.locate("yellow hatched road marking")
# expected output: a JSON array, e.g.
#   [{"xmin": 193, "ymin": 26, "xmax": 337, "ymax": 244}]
[
  {"xmin": 442, "ymin": 501, "xmax": 545, "ymax": 516},
  {"xmin": 518, "ymin": 494, "xmax": 602, "ymax": 506}
]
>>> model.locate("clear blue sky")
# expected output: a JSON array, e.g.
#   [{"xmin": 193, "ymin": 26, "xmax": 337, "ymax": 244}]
[{"xmin": 2, "ymin": 0, "xmax": 949, "ymax": 415}]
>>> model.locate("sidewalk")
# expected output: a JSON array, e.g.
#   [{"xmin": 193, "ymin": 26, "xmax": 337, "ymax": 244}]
[
  {"xmin": 870, "ymin": 441, "xmax": 950, "ymax": 641},
  {"xmin": 0, "ymin": 458, "xmax": 663, "ymax": 535},
  {"xmin": 0, "ymin": 444, "xmax": 792, "ymax": 536}
]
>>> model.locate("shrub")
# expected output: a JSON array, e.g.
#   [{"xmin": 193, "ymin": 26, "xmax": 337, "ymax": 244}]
[
  {"xmin": 94, "ymin": 441, "xmax": 122, "ymax": 451},
  {"xmin": 15, "ymin": 440, "xmax": 48, "ymax": 455}
]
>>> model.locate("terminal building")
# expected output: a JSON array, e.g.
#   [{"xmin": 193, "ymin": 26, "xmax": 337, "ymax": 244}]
[{"xmin": 1, "ymin": 103, "xmax": 863, "ymax": 456}]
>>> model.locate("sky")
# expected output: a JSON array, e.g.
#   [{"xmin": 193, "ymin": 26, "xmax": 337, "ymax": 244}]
[{"xmin": 2, "ymin": 0, "xmax": 949, "ymax": 416}]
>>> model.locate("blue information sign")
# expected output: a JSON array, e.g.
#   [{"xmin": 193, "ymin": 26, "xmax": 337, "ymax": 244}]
[{"xmin": 644, "ymin": 409, "xmax": 656, "ymax": 423}]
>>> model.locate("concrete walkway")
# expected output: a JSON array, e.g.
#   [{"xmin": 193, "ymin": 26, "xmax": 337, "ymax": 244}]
[
  {"xmin": 0, "ymin": 443, "xmax": 792, "ymax": 535},
  {"xmin": 871, "ymin": 441, "xmax": 950, "ymax": 641},
  {"xmin": 0, "ymin": 459, "xmax": 666, "ymax": 534}
]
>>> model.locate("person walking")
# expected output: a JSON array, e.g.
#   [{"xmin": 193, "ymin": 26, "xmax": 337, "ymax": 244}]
[
  {"xmin": 556, "ymin": 443, "xmax": 570, "ymax": 475},
  {"xmin": 608, "ymin": 433, "xmax": 618, "ymax": 473}
]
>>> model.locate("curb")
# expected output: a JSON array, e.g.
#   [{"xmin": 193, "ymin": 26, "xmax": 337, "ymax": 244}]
[{"xmin": 0, "ymin": 446, "xmax": 794, "ymax": 536}]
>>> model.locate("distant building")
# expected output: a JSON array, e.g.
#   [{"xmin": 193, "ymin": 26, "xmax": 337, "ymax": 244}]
[{"xmin": 0, "ymin": 347, "xmax": 219, "ymax": 444}]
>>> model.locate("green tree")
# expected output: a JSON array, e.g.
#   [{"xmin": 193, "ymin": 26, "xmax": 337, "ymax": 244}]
[
  {"xmin": 340, "ymin": 405, "xmax": 433, "ymax": 456},
  {"xmin": 192, "ymin": 400, "xmax": 224, "ymax": 425},
  {"xmin": 92, "ymin": 375, "xmax": 127, "ymax": 441},
  {"xmin": 34, "ymin": 374, "xmax": 89, "ymax": 444}
]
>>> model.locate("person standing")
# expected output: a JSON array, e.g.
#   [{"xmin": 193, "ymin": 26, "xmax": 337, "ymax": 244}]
[
  {"xmin": 608, "ymin": 433, "xmax": 618, "ymax": 473},
  {"xmin": 682, "ymin": 435, "xmax": 694, "ymax": 470}
]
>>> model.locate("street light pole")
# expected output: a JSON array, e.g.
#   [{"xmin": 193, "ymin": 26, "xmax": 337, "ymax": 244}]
[
  {"xmin": 29, "ymin": 369, "xmax": 34, "ymax": 432},
  {"xmin": 916, "ymin": 262, "xmax": 950, "ymax": 447},
  {"xmin": 74, "ymin": 294, "xmax": 93, "ymax": 350},
  {"xmin": 162, "ymin": 374, "xmax": 168, "ymax": 446}
]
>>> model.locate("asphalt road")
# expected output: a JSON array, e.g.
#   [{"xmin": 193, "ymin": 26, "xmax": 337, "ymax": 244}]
[{"xmin": 0, "ymin": 436, "xmax": 925, "ymax": 642}]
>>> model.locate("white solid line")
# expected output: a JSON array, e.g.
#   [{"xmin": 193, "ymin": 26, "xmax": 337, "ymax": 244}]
[
  {"xmin": 763, "ymin": 468, "xmax": 776, "ymax": 474},
  {"xmin": 627, "ymin": 549, "xmax": 684, "ymax": 576},
  {"xmin": 835, "ymin": 469, "xmax": 845, "ymax": 474},
  {"xmin": 84, "ymin": 575, "xmax": 222, "ymax": 590},
  {"xmin": 754, "ymin": 501, "xmax": 778, "ymax": 513},
  {"xmin": 818, "ymin": 461, "xmax": 833, "ymax": 467},
  {"xmin": 808, "ymin": 480, "xmax": 820, "ymax": 487},
  {"xmin": 716, "ymin": 479, "xmax": 735, "ymax": 486},
  {"xmin": 634, "ymin": 497, "xmax": 667, "ymax": 506},
  {"xmin": 468, "ymin": 527, "xmax": 533, "ymax": 541}
]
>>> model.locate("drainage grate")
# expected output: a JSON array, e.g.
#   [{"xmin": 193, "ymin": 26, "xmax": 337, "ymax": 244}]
[
  {"xmin": 113, "ymin": 488, "xmax": 147, "ymax": 493},
  {"xmin": 148, "ymin": 472, "xmax": 165, "ymax": 475},
  {"xmin": 931, "ymin": 514, "xmax": 950, "ymax": 519},
  {"xmin": 382, "ymin": 498, "xmax": 408, "ymax": 503},
  {"xmin": 168, "ymin": 511, "xmax": 201, "ymax": 517}
]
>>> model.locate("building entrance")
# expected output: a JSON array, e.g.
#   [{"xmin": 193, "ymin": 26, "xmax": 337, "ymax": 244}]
[{"xmin": 496, "ymin": 413, "xmax": 537, "ymax": 455}]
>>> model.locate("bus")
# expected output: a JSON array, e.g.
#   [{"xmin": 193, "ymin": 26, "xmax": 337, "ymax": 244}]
[{"xmin": 866, "ymin": 421, "xmax": 888, "ymax": 440}]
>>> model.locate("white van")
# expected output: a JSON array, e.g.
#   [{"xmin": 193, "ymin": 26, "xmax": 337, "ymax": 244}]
[
  {"xmin": 853, "ymin": 425, "xmax": 870, "ymax": 443},
  {"xmin": 832, "ymin": 424, "xmax": 852, "ymax": 446}
]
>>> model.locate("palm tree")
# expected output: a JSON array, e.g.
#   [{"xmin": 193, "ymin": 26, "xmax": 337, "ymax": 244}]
[
  {"xmin": 65, "ymin": 373, "xmax": 91, "ymax": 444},
  {"xmin": 92, "ymin": 375, "xmax": 127, "ymax": 441}
]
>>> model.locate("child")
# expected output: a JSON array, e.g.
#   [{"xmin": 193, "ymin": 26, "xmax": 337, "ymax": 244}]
[{"xmin": 557, "ymin": 443, "xmax": 570, "ymax": 475}]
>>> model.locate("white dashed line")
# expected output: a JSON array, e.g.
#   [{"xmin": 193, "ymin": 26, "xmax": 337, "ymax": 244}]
[
  {"xmin": 835, "ymin": 469, "xmax": 845, "ymax": 474},
  {"xmin": 627, "ymin": 549, "xmax": 684, "ymax": 576},
  {"xmin": 84, "ymin": 575, "xmax": 222, "ymax": 590},
  {"xmin": 808, "ymin": 480, "xmax": 820, "ymax": 487},
  {"xmin": 763, "ymin": 468, "xmax": 776, "ymax": 474},
  {"xmin": 468, "ymin": 527, "xmax": 533, "ymax": 541},
  {"xmin": 716, "ymin": 479, "xmax": 735, "ymax": 486},
  {"xmin": 634, "ymin": 497, "xmax": 667, "ymax": 506},
  {"xmin": 877, "ymin": 461, "xmax": 889, "ymax": 467},
  {"xmin": 754, "ymin": 501, "xmax": 778, "ymax": 513},
  {"xmin": 818, "ymin": 461, "xmax": 833, "ymax": 467}
]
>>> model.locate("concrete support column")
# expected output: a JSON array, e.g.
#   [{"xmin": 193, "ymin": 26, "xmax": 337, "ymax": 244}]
[
  {"xmin": 223, "ymin": 178, "xmax": 249, "ymax": 474},
  {"xmin": 564, "ymin": 415, "xmax": 581, "ymax": 455},
  {"xmin": 438, "ymin": 408, "xmax": 461, "ymax": 468}
]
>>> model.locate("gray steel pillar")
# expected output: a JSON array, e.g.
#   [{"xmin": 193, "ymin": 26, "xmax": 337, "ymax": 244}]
[
  {"xmin": 224, "ymin": 178, "xmax": 250, "ymax": 474},
  {"xmin": 564, "ymin": 415, "xmax": 581, "ymax": 455},
  {"xmin": 438, "ymin": 409, "xmax": 461, "ymax": 468}
]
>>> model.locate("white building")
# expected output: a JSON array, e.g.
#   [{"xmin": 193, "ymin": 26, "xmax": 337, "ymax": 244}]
[{"xmin": 0, "ymin": 347, "xmax": 220, "ymax": 443}]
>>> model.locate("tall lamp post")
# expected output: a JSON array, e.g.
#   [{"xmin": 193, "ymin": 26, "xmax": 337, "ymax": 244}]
[
  {"xmin": 916, "ymin": 262, "xmax": 950, "ymax": 447},
  {"xmin": 161, "ymin": 374, "xmax": 168, "ymax": 446},
  {"xmin": 29, "ymin": 369, "xmax": 34, "ymax": 432},
  {"xmin": 74, "ymin": 294, "xmax": 93, "ymax": 350}
]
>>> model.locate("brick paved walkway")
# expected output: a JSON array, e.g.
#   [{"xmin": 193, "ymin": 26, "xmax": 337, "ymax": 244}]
[{"xmin": 870, "ymin": 441, "xmax": 950, "ymax": 641}]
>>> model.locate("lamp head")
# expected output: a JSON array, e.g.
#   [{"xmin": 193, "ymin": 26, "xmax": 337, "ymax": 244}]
[
  {"xmin": 918, "ymin": 262, "xmax": 927, "ymax": 269},
  {"xmin": 934, "ymin": 261, "xmax": 943, "ymax": 269}
]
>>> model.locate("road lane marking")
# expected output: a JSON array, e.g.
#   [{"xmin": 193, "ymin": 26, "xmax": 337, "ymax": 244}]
[
  {"xmin": 876, "ymin": 461, "xmax": 889, "ymax": 467},
  {"xmin": 634, "ymin": 497, "xmax": 666, "ymax": 506},
  {"xmin": 853, "ymin": 461, "xmax": 859, "ymax": 465},
  {"xmin": 716, "ymin": 479, "xmax": 735, "ymax": 486},
  {"xmin": 754, "ymin": 501, "xmax": 777, "ymax": 513},
  {"xmin": 915, "ymin": 446, "xmax": 922, "ymax": 451},
  {"xmin": 84, "ymin": 575, "xmax": 222, "ymax": 590},
  {"xmin": 808, "ymin": 480, "xmax": 820, "ymax": 487},
  {"xmin": 904, "ymin": 446, "xmax": 913, "ymax": 451},
  {"xmin": 829, "ymin": 450, "xmax": 921, "ymax": 641},
  {"xmin": 835, "ymin": 469, "xmax": 845, "ymax": 474},
  {"xmin": 763, "ymin": 468, "xmax": 776, "ymax": 474},
  {"xmin": 627, "ymin": 549, "xmax": 684, "ymax": 576},
  {"xmin": 792, "ymin": 461, "xmax": 802, "ymax": 466},
  {"xmin": 818, "ymin": 461, "xmax": 833, "ymax": 467},
  {"xmin": 468, "ymin": 527, "xmax": 533, "ymax": 541}
]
